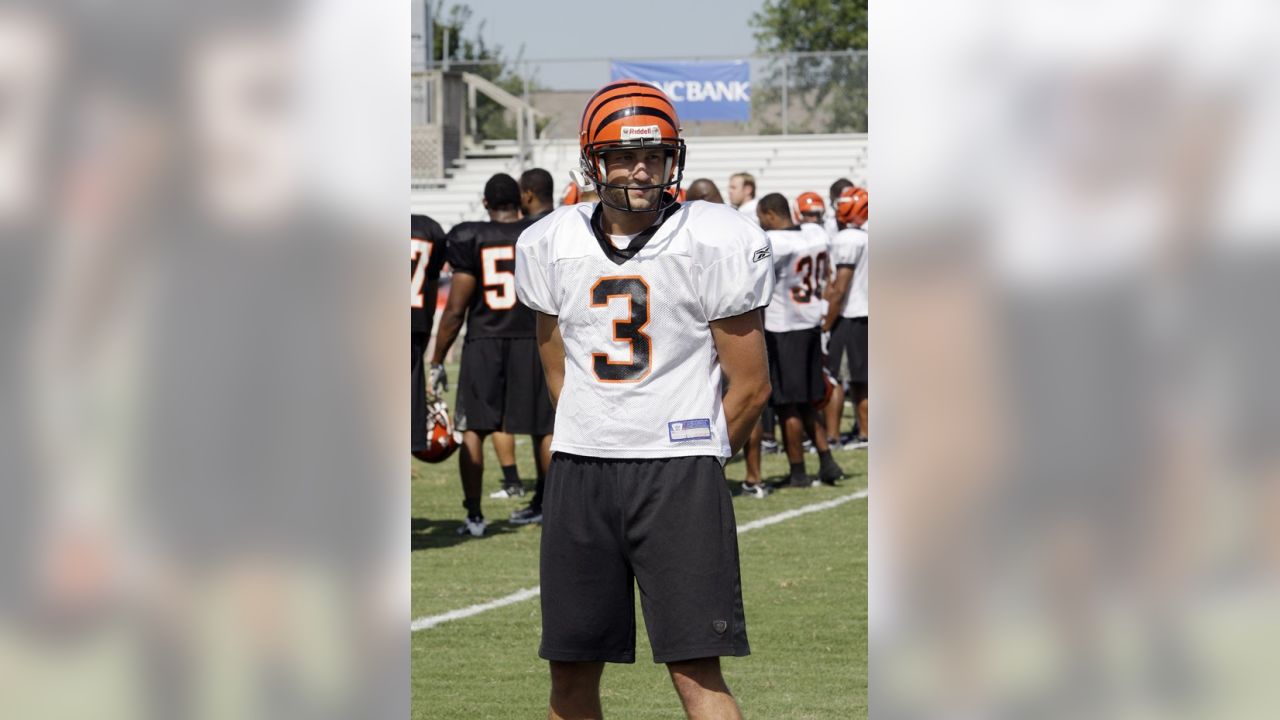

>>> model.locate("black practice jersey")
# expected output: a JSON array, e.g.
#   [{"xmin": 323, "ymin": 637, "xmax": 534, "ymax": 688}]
[
  {"xmin": 412, "ymin": 214, "xmax": 447, "ymax": 335},
  {"xmin": 445, "ymin": 218, "xmax": 538, "ymax": 339}
]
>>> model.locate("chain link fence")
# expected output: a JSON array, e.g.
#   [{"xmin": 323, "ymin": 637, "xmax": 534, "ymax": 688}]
[{"xmin": 413, "ymin": 51, "xmax": 866, "ymax": 144}]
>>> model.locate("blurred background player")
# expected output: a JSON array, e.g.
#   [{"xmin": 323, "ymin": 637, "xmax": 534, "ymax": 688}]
[
  {"xmin": 823, "ymin": 185, "xmax": 869, "ymax": 446},
  {"xmin": 750, "ymin": 193, "xmax": 845, "ymax": 490},
  {"xmin": 430, "ymin": 174, "xmax": 555, "ymax": 537},
  {"xmin": 728, "ymin": 172, "xmax": 759, "ymax": 225},
  {"xmin": 686, "ymin": 177, "xmax": 725, "ymax": 203},
  {"xmin": 794, "ymin": 191, "xmax": 826, "ymax": 226},
  {"xmin": 411, "ymin": 214, "xmax": 448, "ymax": 461},
  {"xmin": 824, "ymin": 178, "xmax": 854, "ymax": 237},
  {"xmin": 497, "ymin": 168, "xmax": 558, "ymax": 525}
]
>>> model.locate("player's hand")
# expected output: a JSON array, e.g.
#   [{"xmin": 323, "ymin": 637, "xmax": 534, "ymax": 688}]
[{"xmin": 429, "ymin": 363, "xmax": 448, "ymax": 398}]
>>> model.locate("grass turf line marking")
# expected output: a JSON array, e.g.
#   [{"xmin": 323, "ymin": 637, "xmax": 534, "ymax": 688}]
[
  {"xmin": 411, "ymin": 586, "xmax": 542, "ymax": 631},
  {"xmin": 735, "ymin": 488, "xmax": 867, "ymax": 534},
  {"xmin": 412, "ymin": 488, "xmax": 868, "ymax": 633}
]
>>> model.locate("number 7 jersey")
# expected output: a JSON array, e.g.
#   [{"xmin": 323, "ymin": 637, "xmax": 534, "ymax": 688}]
[{"xmin": 515, "ymin": 201, "xmax": 774, "ymax": 459}]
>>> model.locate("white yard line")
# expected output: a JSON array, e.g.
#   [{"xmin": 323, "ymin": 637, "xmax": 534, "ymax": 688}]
[{"xmin": 411, "ymin": 488, "xmax": 868, "ymax": 633}]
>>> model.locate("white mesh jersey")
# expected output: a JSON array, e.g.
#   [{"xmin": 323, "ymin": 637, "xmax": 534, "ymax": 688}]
[
  {"xmin": 515, "ymin": 200, "xmax": 774, "ymax": 459},
  {"xmin": 763, "ymin": 223, "xmax": 833, "ymax": 333},
  {"xmin": 831, "ymin": 227, "xmax": 869, "ymax": 318}
]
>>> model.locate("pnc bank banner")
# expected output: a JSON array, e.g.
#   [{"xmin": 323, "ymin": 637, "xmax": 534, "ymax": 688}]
[{"xmin": 609, "ymin": 61, "xmax": 751, "ymax": 122}]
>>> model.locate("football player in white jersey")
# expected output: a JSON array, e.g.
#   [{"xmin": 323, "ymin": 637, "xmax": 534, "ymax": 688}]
[
  {"xmin": 823, "ymin": 185, "xmax": 870, "ymax": 445},
  {"xmin": 515, "ymin": 80, "xmax": 772, "ymax": 720},
  {"xmin": 746, "ymin": 193, "xmax": 846, "ymax": 491}
]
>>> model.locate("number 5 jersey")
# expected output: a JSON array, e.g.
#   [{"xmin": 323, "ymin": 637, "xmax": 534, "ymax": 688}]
[
  {"xmin": 515, "ymin": 201, "xmax": 774, "ymax": 459},
  {"xmin": 445, "ymin": 217, "xmax": 539, "ymax": 338}
]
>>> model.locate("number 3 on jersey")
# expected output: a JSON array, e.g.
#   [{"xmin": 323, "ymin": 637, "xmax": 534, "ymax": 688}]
[{"xmin": 590, "ymin": 276, "xmax": 651, "ymax": 383}]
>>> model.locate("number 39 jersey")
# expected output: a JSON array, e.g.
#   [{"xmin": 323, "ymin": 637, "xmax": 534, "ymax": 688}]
[
  {"xmin": 515, "ymin": 201, "xmax": 774, "ymax": 459},
  {"xmin": 446, "ymin": 219, "xmax": 538, "ymax": 339},
  {"xmin": 763, "ymin": 223, "xmax": 832, "ymax": 332}
]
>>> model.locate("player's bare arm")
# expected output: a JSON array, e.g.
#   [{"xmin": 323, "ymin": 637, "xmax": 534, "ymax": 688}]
[
  {"xmin": 430, "ymin": 271, "xmax": 476, "ymax": 365},
  {"xmin": 823, "ymin": 266, "xmax": 854, "ymax": 332},
  {"xmin": 711, "ymin": 309, "xmax": 771, "ymax": 455},
  {"xmin": 535, "ymin": 312, "xmax": 565, "ymax": 409}
]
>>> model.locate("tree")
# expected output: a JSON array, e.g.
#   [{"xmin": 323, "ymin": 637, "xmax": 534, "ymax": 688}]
[
  {"xmin": 430, "ymin": 1, "xmax": 543, "ymax": 141},
  {"xmin": 749, "ymin": 0, "xmax": 867, "ymax": 133}
]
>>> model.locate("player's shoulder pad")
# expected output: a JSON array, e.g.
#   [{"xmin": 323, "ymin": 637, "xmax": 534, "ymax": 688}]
[
  {"xmin": 516, "ymin": 203, "xmax": 592, "ymax": 256},
  {"xmin": 679, "ymin": 201, "xmax": 771, "ymax": 266}
]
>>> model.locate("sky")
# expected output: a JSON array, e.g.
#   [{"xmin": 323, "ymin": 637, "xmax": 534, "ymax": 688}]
[{"xmin": 419, "ymin": 0, "xmax": 769, "ymax": 90}]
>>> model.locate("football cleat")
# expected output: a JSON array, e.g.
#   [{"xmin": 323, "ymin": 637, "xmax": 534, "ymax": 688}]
[
  {"xmin": 787, "ymin": 473, "xmax": 813, "ymax": 489},
  {"xmin": 509, "ymin": 506, "xmax": 543, "ymax": 525},
  {"xmin": 456, "ymin": 515, "xmax": 487, "ymax": 537},
  {"xmin": 416, "ymin": 396, "xmax": 461, "ymax": 463},
  {"xmin": 817, "ymin": 458, "xmax": 845, "ymax": 486},
  {"xmin": 741, "ymin": 482, "xmax": 772, "ymax": 499},
  {"xmin": 489, "ymin": 484, "xmax": 525, "ymax": 499}
]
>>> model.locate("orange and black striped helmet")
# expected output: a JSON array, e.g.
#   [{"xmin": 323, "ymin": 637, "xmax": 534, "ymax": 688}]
[
  {"xmin": 579, "ymin": 79, "xmax": 686, "ymax": 212},
  {"xmin": 835, "ymin": 186, "xmax": 869, "ymax": 227}
]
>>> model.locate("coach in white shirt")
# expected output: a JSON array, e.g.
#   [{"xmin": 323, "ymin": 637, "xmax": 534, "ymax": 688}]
[{"xmin": 728, "ymin": 172, "xmax": 759, "ymax": 226}]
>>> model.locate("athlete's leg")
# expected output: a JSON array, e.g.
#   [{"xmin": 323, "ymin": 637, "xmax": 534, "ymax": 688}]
[
  {"xmin": 826, "ymin": 382, "xmax": 846, "ymax": 443},
  {"xmin": 529, "ymin": 434, "xmax": 553, "ymax": 510},
  {"xmin": 802, "ymin": 404, "xmax": 831, "ymax": 453},
  {"xmin": 459, "ymin": 430, "xmax": 489, "ymax": 517},
  {"xmin": 493, "ymin": 430, "xmax": 517, "ymax": 465},
  {"xmin": 801, "ymin": 404, "xmax": 845, "ymax": 483},
  {"xmin": 778, "ymin": 404, "xmax": 806, "ymax": 465},
  {"xmin": 852, "ymin": 382, "xmax": 869, "ymax": 440},
  {"xmin": 667, "ymin": 657, "xmax": 743, "ymax": 720},
  {"xmin": 743, "ymin": 419, "xmax": 764, "ymax": 487},
  {"xmin": 548, "ymin": 661, "xmax": 604, "ymax": 720}
]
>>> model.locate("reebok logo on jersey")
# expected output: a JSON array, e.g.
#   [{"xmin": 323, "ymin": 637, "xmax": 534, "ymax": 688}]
[
  {"xmin": 620, "ymin": 125, "xmax": 662, "ymax": 142},
  {"xmin": 752, "ymin": 246, "xmax": 772, "ymax": 263}
]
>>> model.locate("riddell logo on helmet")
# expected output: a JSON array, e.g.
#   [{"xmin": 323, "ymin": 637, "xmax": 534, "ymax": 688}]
[{"xmin": 620, "ymin": 125, "xmax": 662, "ymax": 141}]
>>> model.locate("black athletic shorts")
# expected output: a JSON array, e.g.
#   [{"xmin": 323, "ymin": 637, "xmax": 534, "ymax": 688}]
[
  {"xmin": 828, "ymin": 316, "xmax": 868, "ymax": 385},
  {"xmin": 455, "ymin": 336, "xmax": 554, "ymax": 434},
  {"xmin": 766, "ymin": 327, "xmax": 826, "ymax": 406},
  {"xmin": 539, "ymin": 453, "xmax": 750, "ymax": 664},
  {"xmin": 411, "ymin": 332, "xmax": 429, "ymax": 453}
]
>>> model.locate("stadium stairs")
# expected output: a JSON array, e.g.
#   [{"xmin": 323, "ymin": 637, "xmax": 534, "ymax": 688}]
[{"xmin": 411, "ymin": 134, "xmax": 868, "ymax": 229}]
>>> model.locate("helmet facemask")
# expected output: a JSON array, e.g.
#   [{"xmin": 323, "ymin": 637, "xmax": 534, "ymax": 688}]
[{"xmin": 580, "ymin": 138, "xmax": 687, "ymax": 213}]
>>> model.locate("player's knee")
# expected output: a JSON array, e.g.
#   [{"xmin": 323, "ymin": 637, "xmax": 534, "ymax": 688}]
[
  {"xmin": 667, "ymin": 657, "xmax": 727, "ymax": 694},
  {"xmin": 549, "ymin": 661, "xmax": 602, "ymax": 698}
]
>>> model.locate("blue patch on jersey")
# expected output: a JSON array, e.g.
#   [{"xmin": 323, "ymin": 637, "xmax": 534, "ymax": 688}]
[{"xmin": 668, "ymin": 418, "xmax": 713, "ymax": 442}]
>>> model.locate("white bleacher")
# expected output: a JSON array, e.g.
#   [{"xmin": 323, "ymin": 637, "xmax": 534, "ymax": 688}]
[{"xmin": 411, "ymin": 134, "xmax": 867, "ymax": 229}]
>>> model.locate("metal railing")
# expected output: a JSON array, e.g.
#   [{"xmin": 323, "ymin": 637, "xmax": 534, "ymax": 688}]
[{"xmin": 411, "ymin": 51, "xmax": 865, "ymax": 180}]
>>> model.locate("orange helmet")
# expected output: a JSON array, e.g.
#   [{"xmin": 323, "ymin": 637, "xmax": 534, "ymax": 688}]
[
  {"xmin": 836, "ymin": 186, "xmax": 868, "ymax": 227},
  {"xmin": 416, "ymin": 397, "xmax": 461, "ymax": 463},
  {"xmin": 812, "ymin": 367, "xmax": 839, "ymax": 409},
  {"xmin": 795, "ymin": 191, "xmax": 826, "ymax": 223},
  {"xmin": 579, "ymin": 79, "xmax": 686, "ymax": 212},
  {"xmin": 561, "ymin": 184, "xmax": 580, "ymax": 206}
]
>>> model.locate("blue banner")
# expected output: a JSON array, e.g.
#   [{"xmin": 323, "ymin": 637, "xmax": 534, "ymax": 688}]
[{"xmin": 609, "ymin": 61, "xmax": 750, "ymax": 122}]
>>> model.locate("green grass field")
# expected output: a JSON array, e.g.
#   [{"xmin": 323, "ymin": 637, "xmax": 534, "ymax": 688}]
[{"xmin": 412, "ymin": 371, "xmax": 868, "ymax": 719}]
